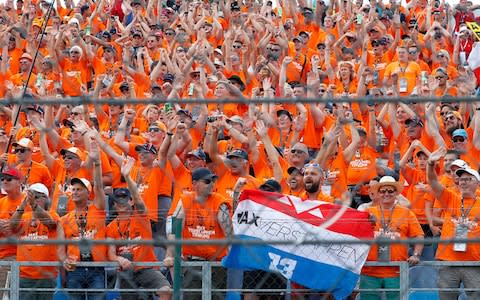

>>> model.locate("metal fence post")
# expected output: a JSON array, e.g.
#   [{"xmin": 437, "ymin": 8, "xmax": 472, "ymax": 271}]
[
  {"xmin": 173, "ymin": 217, "xmax": 182, "ymax": 300},
  {"xmin": 10, "ymin": 261, "xmax": 19, "ymax": 300},
  {"xmin": 399, "ymin": 261, "xmax": 409, "ymax": 300},
  {"xmin": 202, "ymin": 262, "xmax": 212, "ymax": 300}
]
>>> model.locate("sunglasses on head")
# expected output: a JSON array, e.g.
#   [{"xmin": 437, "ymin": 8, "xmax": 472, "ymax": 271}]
[
  {"xmin": 290, "ymin": 149, "xmax": 305, "ymax": 154},
  {"xmin": 379, "ymin": 189, "xmax": 395, "ymax": 194},
  {"xmin": 14, "ymin": 148, "xmax": 28, "ymax": 154}
]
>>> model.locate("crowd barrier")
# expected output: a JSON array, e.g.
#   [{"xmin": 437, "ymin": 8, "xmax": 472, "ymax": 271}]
[{"xmin": 1, "ymin": 260, "xmax": 478, "ymax": 300}]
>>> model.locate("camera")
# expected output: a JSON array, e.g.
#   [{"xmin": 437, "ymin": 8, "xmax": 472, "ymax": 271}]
[{"xmin": 207, "ymin": 116, "xmax": 218, "ymax": 123}]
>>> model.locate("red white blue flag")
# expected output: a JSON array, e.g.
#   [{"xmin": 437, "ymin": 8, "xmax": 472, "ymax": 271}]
[{"xmin": 223, "ymin": 190, "xmax": 374, "ymax": 299}]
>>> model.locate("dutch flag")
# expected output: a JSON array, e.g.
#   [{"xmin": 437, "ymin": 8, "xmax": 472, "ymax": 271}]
[{"xmin": 223, "ymin": 190, "xmax": 374, "ymax": 299}]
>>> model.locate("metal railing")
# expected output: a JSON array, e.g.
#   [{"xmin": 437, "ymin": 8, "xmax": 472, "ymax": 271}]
[{"xmin": 1, "ymin": 260, "xmax": 479, "ymax": 300}]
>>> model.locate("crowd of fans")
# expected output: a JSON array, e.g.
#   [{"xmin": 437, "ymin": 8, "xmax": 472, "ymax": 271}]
[{"xmin": 0, "ymin": 0, "xmax": 480, "ymax": 298}]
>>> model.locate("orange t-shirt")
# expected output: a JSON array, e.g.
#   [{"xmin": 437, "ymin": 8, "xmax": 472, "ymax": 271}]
[
  {"xmin": 129, "ymin": 163, "xmax": 174, "ymax": 221},
  {"xmin": 435, "ymin": 189, "xmax": 480, "ymax": 261},
  {"xmin": 214, "ymin": 164, "xmax": 261, "ymax": 201},
  {"xmin": 362, "ymin": 205, "xmax": 424, "ymax": 278},
  {"xmin": 384, "ymin": 61, "xmax": 421, "ymax": 96},
  {"xmin": 0, "ymin": 193, "xmax": 27, "ymax": 259},
  {"xmin": 346, "ymin": 146, "xmax": 378, "ymax": 186},
  {"xmin": 49, "ymin": 159, "xmax": 92, "ymax": 215},
  {"xmin": 60, "ymin": 204, "xmax": 107, "ymax": 262},
  {"xmin": 168, "ymin": 163, "xmax": 192, "ymax": 216},
  {"xmin": 16, "ymin": 212, "xmax": 60, "ymax": 279},
  {"xmin": 181, "ymin": 192, "xmax": 231, "ymax": 260},
  {"xmin": 106, "ymin": 212, "xmax": 157, "ymax": 271},
  {"xmin": 402, "ymin": 166, "xmax": 428, "ymax": 224}
]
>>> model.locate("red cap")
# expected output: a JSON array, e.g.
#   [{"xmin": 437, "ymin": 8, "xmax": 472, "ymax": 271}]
[{"xmin": 1, "ymin": 167, "xmax": 22, "ymax": 180}]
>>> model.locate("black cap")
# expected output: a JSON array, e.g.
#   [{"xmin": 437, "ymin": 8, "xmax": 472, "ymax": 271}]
[
  {"xmin": 186, "ymin": 149, "xmax": 207, "ymax": 161},
  {"xmin": 25, "ymin": 105, "xmax": 44, "ymax": 115},
  {"xmin": 132, "ymin": 31, "xmax": 143, "ymax": 38},
  {"xmin": 302, "ymin": 7, "xmax": 313, "ymax": 14},
  {"xmin": 287, "ymin": 166, "xmax": 303, "ymax": 175},
  {"xmin": 112, "ymin": 188, "xmax": 131, "ymax": 204},
  {"xmin": 259, "ymin": 179, "xmax": 282, "ymax": 193},
  {"xmin": 135, "ymin": 143, "xmax": 158, "ymax": 154},
  {"xmin": 192, "ymin": 167, "xmax": 218, "ymax": 181},
  {"xmin": 163, "ymin": 73, "xmax": 175, "ymax": 83},
  {"xmin": 276, "ymin": 109, "xmax": 293, "ymax": 121},
  {"xmin": 176, "ymin": 109, "xmax": 192, "ymax": 118},
  {"xmin": 119, "ymin": 82, "xmax": 129, "ymax": 91},
  {"xmin": 231, "ymin": 1, "xmax": 240, "ymax": 10},
  {"xmin": 227, "ymin": 149, "xmax": 249, "ymax": 160},
  {"xmin": 405, "ymin": 116, "xmax": 424, "ymax": 127},
  {"xmin": 228, "ymin": 75, "xmax": 245, "ymax": 91}
]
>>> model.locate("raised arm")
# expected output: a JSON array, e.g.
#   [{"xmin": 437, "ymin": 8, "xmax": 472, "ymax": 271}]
[
  {"xmin": 426, "ymin": 147, "xmax": 447, "ymax": 200},
  {"xmin": 90, "ymin": 139, "xmax": 105, "ymax": 210},
  {"xmin": 121, "ymin": 157, "xmax": 146, "ymax": 214}
]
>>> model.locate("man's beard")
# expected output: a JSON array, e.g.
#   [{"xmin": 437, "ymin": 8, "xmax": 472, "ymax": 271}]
[{"xmin": 305, "ymin": 181, "xmax": 320, "ymax": 193}]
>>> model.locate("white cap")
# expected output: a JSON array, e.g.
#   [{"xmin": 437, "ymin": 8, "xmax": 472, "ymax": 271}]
[
  {"xmin": 456, "ymin": 168, "xmax": 480, "ymax": 181},
  {"xmin": 450, "ymin": 159, "xmax": 468, "ymax": 170},
  {"xmin": 29, "ymin": 183, "xmax": 49, "ymax": 197},
  {"xmin": 67, "ymin": 18, "xmax": 80, "ymax": 26},
  {"xmin": 71, "ymin": 178, "xmax": 92, "ymax": 192}
]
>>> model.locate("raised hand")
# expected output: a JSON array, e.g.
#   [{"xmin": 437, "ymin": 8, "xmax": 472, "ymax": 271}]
[{"xmin": 120, "ymin": 156, "xmax": 135, "ymax": 177}]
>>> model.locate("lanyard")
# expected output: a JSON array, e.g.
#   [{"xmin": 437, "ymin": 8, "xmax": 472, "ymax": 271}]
[
  {"xmin": 379, "ymin": 204, "xmax": 397, "ymax": 231},
  {"xmin": 398, "ymin": 62, "xmax": 410, "ymax": 75},
  {"xmin": 75, "ymin": 206, "xmax": 89, "ymax": 238},
  {"xmin": 460, "ymin": 197, "xmax": 477, "ymax": 220}
]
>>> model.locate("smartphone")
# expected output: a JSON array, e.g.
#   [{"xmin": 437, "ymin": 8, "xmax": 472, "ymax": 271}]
[
  {"xmin": 188, "ymin": 83, "xmax": 195, "ymax": 96},
  {"xmin": 164, "ymin": 102, "xmax": 173, "ymax": 112},
  {"xmin": 356, "ymin": 13, "xmax": 363, "ymax": 25}
]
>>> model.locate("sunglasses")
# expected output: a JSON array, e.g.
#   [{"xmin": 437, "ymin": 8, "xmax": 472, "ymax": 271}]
[
  {"xmin": 290, "ymin": 149, "xmax": 305, "ymax": 155},
  {"xmin": 70, "ymin": 112, "xmax": 80, "ymax": 116},
  {"xmin": 379, "ymin": 189, "xmax": 395, "ymax": 194},
  {"xmin": 270, "ymin": 48, "xmax": 281, "ymax": 52},
  {"xmin": 63, "ymin": 155, "xmax": 79, "ymax": 160},
  {"xmin": 201, "ymin": 179, "xmax": 213, "ymax": 185},
  {"xmin": 14, "ymin": 148, "xmax": 29, "ymax": 154},
  {"xmin": 453, "ymin": 137, "xmax": 466, "ymax": 143},
  {"xmin": 445, "ymin": 115, "xmax": 455, "ymax": 121},
  {"xmin": 233, "ymin": 45, "xmax": 242, "ymax": 49},
  {"xmin": 408, "ymin": 50, "xmax": 417, "ymax": 54},
  {"xmin": 319, "ymin": 89, "xmax": 326, "ymax": 93},
  {"xmin": 148, "ymin": 127, "xmax": 161, "ymax": 132},
  {"xmin": 165, "ymin": 32, "xmax": 175, "ymax": 36},
  {"xmin": 317, "ymin": 45, "xmax": 326, "ymax": 50},
  {"xmin": 435, "ymin": 76, "xmax": 445, "ymax": 80},
  {"xmin": 0, "ymin": 177, "xmax": 14, "ymax": 182},
  {"xmin": 70, "ymin": 51, "xmax": 80, "ymax": 54}
]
